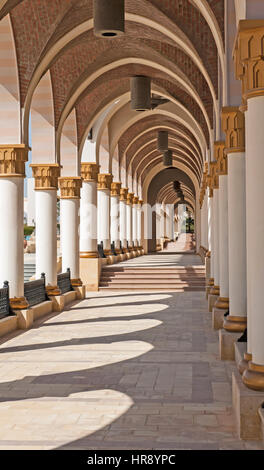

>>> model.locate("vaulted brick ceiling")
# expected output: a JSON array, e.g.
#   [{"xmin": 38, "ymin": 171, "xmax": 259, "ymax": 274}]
[{"xmin": 2, "ymin": 0, "xmax": 225, "ymax": 190}]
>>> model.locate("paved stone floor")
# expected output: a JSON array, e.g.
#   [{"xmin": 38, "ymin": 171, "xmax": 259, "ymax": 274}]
[{"xmin": 0, "ymin": 252, "xmax": 263, "ymax": 449}]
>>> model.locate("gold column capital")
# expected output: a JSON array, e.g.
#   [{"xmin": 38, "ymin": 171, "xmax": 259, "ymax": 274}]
[
  {"xmin": 214, "ymin": 141, "xmax": 227, "ymax": 176},
  {"xmin": 138, "ymin": 199, "xmax": 144, "ymax": 206},
  {"xmin": 209, "ymin": 160, "xmax": 219, "ymax": 190},
  {"xmin": 127, "ymin": 192, "xmax": 134, "ymax": 205},
  {"xmin": 30, "ymin": 164, "xmax": 61, "ymax": 190},
  {"xmin": 234, "ymin": 20, "xmax": 264, "ymax": 102},
  {"xmin": 97, "ymin": 173, "xmax": 113, "ymax": 190},
  {"xmin": 58, "ymin": 177, "xmax": 82, "ymax": 199},
  {"xmin": 221, "ymin": 107, "xmax": 245, "ymax": 154},
  {"xmin": 81, "ymin": 162, "xmax": 100, "ymax": 182},
  {"xmin": 0, "ymin": 144, "xmax": 29, "ymax": 177},
  {"xmin": 133, "ymin": 196, "xmax": 139, "ymax": 205},
  {"xmin": 120, "ymin": 187, "xmax": 128, "ymax": 201},
  {"xmin": 111, "ymin": 181, "xmax": 121, "ymax": 196}
]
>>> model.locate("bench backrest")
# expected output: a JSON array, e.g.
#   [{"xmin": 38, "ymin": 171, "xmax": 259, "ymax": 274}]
[
  {"xmin": 0, "ymin": 281, "xmax": 11, "ymax": 319},
  {"xmin": 24, "ymin": 273, "xmax": 48, "ymax": 307},
  {"xmin": 57, "ymin": 268, "xmax": 73, "ymax": 294}
]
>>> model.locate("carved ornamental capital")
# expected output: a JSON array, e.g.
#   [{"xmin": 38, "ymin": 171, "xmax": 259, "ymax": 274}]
[
  {"xmin": 81, "ymin": 163, "xmax": 100, "ymax": 182},
  {"xmin": 234, "ymin": 20, "xmax": 264, "ymax": 102},
  {"xmin": 111, "ymin": 181, "xmax": 121, "ymax": 196},
  {"xmin": 0, "ymin": 145, "xmax": 28, "ymax": 177},
  {"xmin": 127, "ymin": 192, "xmax": 134, "ymax": 205},
  {"xmin": 97, "ymin": 173, "xmax": 113, "ymax": 190},
  {"xmin": 133, "ymin": 196, "xmax": 139, "ymax": 205},
  {"xmin": 209, "ymin": 161, "xmax": 219, "ymax": 191},
  {"xmin": 222, "ymin": 107, "xmax": 245, "ymax": 154},
  {"xmin": 214, "ymin": 141, "xmax": 227, "ymax": 176},
  {"xmin": 30, "ymin": 164, "xmax": 61, "ymax": 190},
  {"xmin": 59, "ymin": 177, "xmax": 82, "ymax": 199},
  {"xmin": 120, "ymin": 187, "xmax": 128, "ymax": 201}
]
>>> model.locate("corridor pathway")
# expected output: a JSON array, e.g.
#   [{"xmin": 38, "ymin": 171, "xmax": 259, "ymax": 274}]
[{"xmin": 0, "ymin": 246, "xmax": 262, "ymax": 449}]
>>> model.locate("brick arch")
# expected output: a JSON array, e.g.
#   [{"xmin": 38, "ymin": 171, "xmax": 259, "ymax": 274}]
[
  {"xmin": 4, "ymin": 0, "xmax": 222, "ymax": 145},
  {"xmin": 118, "ymin": 115, "xmax": 203, "ymax": 175},
  {"xmin": 138, "ymin": 152, "xmax": 200, "ymax": 185},
  {"xmin": 130, "ymin": 141, "xmax": 201, "ymax": 181},
  {"xmin": 127, "ymin": 129, "xmax": 201, "ymax": 171},
  {"xmin": 53, "ymin": 50, "xmax": 212, "ymax": 149}
]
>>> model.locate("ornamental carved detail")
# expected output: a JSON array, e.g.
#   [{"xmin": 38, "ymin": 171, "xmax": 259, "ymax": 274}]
[
  {"xmin": 133, "ymin": 196, "xmax": 139, "ymax": 205},
  {"xmin": 31, "ymin": 164, "xmax": 60, "ymax": 190},
  {"xmin": 81, "ymin": 163, "xmax": 100, "ymax": 182},
  {"xmin": 222, "ymin": 107, "xmax": 245, "ymax": 153},
  {"xmin": 214, "ymin": 141, "xmax": 227, "ymax": 176},
  {"xmin": 120, "ymin": 187, "xmax": 128, "ymax": 201},
  {"xmin": 199, "ymin": 163, "xmax": 209, "ymax": 208},
  {"xmin": 0, "ymin": 145, "xmax": 28, "ymax": 177},
  {"xmin": 59, "ymin": 177, "xmax": 82, "ymax": 199},
  {"xmin": 127, "ymin": 192, "xmax": 134, "ymax": 205},
  {"xmin": 210, "ymin": 161, "xmax": 219, "ymax": 190},
  {"xmin": 234, "ymin": 20, "xmax": 264, "ymax": 101},
  {"xmin": 111, "ymin": 182, "xmax": 121, "ymax": 196},
  {"xmin": 97, "ymin": 173, "xmax": 113, "ymax": 190}
]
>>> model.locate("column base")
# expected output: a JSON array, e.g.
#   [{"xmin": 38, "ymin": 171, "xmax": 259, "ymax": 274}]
[
  {"xmin": 208, "ymin": 293, "xmax": 218, "ymax": 312},
  {"xmin": 243, "ymin": 362, "xmax": 264, "ymax": 391},
  {"xmin": 214, "ymin": 297, "xmax": 229, "ymax": 309},
  {"xmin": 234, "ymin": 342, "xmax": 247, "ymax": 370},
  {"xmin": 80, "ymin": 251, "xmax": 99, "ymax": 259},
  {"xmin": 9, "ymin": 296, "xmax": 29, "ymax": 310},
  {"xmin": 219, "ymin": 329, "xmax": 242, "ymax": 360},
  {"xmin": 46, "ymin": 285, "xmax": 61, "ymax": 296},
  {"xmin": 210, "ymin": 285, "xmax": 220, "ymax": 296},
  {"xmin": 232, "ymin": 368, "xmax": 264, "ymax": 440},
  {"xmin": 223, "ymin": 315, "xmax": 247, "ymax": 333},
  {"xmin": 206, "ymin": 278, "xmax": 214, "ymax": 299},
  {"xmin": 212, "ymin": 307, "xmax": 225, "ymax": 330},
  {"xmin": 239, "ymin": 352, "xmax": 252, "ymax": 375},
  {"xmin": 71, "ymin": 278, "xmax": 83, "ymax": 287}
]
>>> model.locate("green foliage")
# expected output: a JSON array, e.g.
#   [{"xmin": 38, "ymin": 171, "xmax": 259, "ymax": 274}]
[{"xmin": 24, "ymin": 225, "xmax": 35, "ymax": 237}]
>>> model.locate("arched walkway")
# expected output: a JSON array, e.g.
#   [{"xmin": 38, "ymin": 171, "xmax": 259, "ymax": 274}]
[{"xmin": 0, "ymin": 246, "xmax": 262, "ymax": 450}]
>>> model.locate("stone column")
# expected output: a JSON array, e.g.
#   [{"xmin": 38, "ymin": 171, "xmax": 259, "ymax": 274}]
[
  {"xmin": 132, "ymin": 196, "xmax": 139, "ymax": 247},
  {"xmin": 210, "ymin": 161, "xmax": 220, "ymax": 297},
  {"xmin": 111, "ymin": 182, "xmax": 121, "ymax": 253},
  {"xmin": 235, "ymin": 23, "xmax": 264, "ymax": 389},
  {"xmin": 59, "ymin": 177, "xmax": 82, "ymax": 286},
  {"xmin": 80, "ymin": 163, "xmax": 99, "ymax": 259},
  {"xmin": 119, "ymin": 187, "xmax": 128, "ymax": 252},
  {"xmin": 0, "ymin": 145, "xmax": 29, "ymax": 309},
  {"xmin": 221, "ymin": 108, "xmax": 247, "ymax": 336},
  {"xmin": 126, "ymin": 192, "xmax": 134, "ymax": 251},
  {"xmin": 31, "ymin": 164, "xmax": 61, "ymax": 296},
  {"xmin": 214, "ymin": 142, "xmax": 229, "ymax": 311},
  {"xmin": 97, "ymin": 173, "xmax": 113, "ymax": 256},
  {"xmin": 206, "ymin": 186, "xmax": 214, "ymax": 296},
  {"xmin": 137, "ymin": 199, "xmax": 143, "ymax": 252}
]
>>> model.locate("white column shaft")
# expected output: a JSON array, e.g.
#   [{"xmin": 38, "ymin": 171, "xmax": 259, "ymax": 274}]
[
  {"xmin": 126, "ymin": 204, "xmax": 132, "ymax": 246},
  {"xmin": 137, "ymin": 204, "xmax": 142, "ymax": 246},
  {"xmin": 228, "ymin": 152, "xmax": 246, "ymax": 317},
  {"xmin": 132, "ymin": 204, "xmax": 138, "ymax": 245},
  {"xmin": 218, "ymin": 175, "xmax": 229, "ymax": 298},
  {"xmin": 212, "ymin": 190, "xmax": 219, "ymax": 286},
  {"xmin": 36, "ymin": 190, "xmax": 57, "ymax": 286},
  {"xmin": 111, "ymin": 195, "xmax": 120, "ymax": 249},
  {"xmin": 245, "ymin": 96, "xmax": 264, "ymax": 363},
  {"xmin": 80, "ymin": 181, "xmax": 97, "ymax": 254},
  {"xmin": 97, "ymin": 189, "xmax": 110, "ymax": 250},
  {"xmin": 60, "ymin": 199, "xmax": 80, "ymax": 279},
  {"xmin": 0, "ymin": 177, "xmax": 24, "ymax": 297},
  {"xmin": 120, "ymin": 201, "xmax": 127, "ymax": 247}
]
